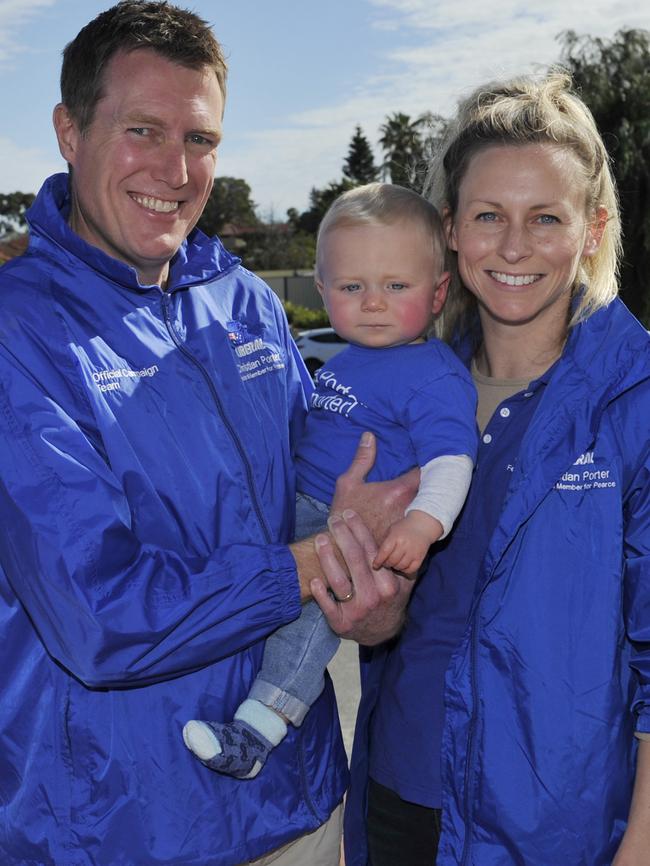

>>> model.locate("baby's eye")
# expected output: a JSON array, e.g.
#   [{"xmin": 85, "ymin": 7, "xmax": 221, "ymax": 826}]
[
  {"xmin": 388, "ymin": 283, "xmax": 407, "ymax": 291},
  {"xmin": 342, "ymin": 283, "xmax": 361, "ymax": 293}
]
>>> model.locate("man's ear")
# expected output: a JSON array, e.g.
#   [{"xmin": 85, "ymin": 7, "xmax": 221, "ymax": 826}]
[
  {"xmin": 442, "ymin": 206, "xmax": 457, "ymax": 252},
  {"xmin": 583, "ymin": 206, "xmax": 608, "ymax": 258},
  {"xmin": 432, "ymin": 271, "xmax": 450, "ymax": 316},
  {"xmin": 53, "ymin": 103, "xmax": 81, "ymax": 165}
]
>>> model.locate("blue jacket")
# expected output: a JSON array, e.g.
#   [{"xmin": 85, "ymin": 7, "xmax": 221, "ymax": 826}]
[
  {"xmin": 346, "ymin": 298, "xmax": 650, "ymax": 865},
  {"xmin": 0, "ymin": 174, "xmax": 348, "ymax": 866}
]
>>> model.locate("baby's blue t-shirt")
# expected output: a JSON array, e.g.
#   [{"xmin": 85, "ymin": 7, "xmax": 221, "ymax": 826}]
[{"xmin": 294, "ymin": 340, "xmax": 478, "ymax": 503}]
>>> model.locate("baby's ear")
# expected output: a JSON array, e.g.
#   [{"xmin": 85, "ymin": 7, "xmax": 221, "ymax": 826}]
[
  {"xmin": 432, "ymin": 271, "xmax": 450, "ymax": 316},
  {"xmin": 315, "ymin": 279, "xmax": 325, "ymax": 297}
]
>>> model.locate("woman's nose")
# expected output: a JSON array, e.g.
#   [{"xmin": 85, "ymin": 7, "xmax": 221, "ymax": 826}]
[{"xmin": 497, "ymin": 222, "xmax": 532, "ymax": 263}]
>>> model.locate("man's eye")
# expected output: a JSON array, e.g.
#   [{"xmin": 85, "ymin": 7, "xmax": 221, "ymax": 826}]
[
  {"xmin": 128, "ymin": 127, "xmax": 150, "ymax": 137},
  {"xmin": 188, "ymin": 134, "xmax": 212, "ymax": 146}
]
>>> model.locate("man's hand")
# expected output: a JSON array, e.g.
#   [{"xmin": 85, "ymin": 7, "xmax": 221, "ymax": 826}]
[
  {"xmin": 310, "ymin": 509, "xmax": 415, "ymax": 645},
  {"xmin": 331, "ymin": 432, "xmax": 419, "ymax": 544}
]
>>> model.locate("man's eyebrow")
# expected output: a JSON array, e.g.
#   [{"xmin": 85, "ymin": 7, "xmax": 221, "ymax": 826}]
[
  {"xmin": 122, "ymin": 112, "xmax": 222, "ymax": 141},
  {"xmin": 193, "ymin": 125, "xmax": 222, "ymax": 142}
]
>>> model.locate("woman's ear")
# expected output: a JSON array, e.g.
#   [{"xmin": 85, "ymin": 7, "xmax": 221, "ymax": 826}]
[
  {"xmin": 583, "ymin": 206, "xmax": 608, "ymax": 258},
  {"xmin": 442, "ymin": 206, "xmax": 458, "ymax": 252}
]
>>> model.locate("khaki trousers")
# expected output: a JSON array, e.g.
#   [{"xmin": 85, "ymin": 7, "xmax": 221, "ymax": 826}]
[{"xmin": 244, "ymin": 803, "xmax": 343, "ymax": 866}]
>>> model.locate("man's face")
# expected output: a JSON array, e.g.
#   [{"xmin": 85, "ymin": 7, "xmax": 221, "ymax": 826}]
[{"xmin": 54, "ymin": 48, "xmax": 223, "ymax": 287}]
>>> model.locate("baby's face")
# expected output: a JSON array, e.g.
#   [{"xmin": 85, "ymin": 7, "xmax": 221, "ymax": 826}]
[{"xmin": 316, "ymin": 218, "xmax": 448, "ymax": 349}]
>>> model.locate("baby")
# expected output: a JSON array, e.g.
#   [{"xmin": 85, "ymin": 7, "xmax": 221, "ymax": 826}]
[{"xmin": 183, "ymin": 183, "xmax": 478, "ymax": 778}]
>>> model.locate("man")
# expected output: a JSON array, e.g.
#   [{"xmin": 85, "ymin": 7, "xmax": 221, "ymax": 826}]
[{"xmin": 0, "ymin": 3, "xmax": 413, "ymax": 865}]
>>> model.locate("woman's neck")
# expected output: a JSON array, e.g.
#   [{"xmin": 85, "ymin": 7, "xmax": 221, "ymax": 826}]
[{"xmin": 475, "ymin": 315, "xmax": 568, "ymax": 380}]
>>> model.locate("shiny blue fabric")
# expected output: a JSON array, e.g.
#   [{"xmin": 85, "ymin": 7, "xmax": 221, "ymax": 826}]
[
  {"xmin": 346, "ymin": 298, "xmax": 650, "ymax": 866},
  {"xmin": 0, "ymin": 174, "xmax": 348, "ymax": 866}
]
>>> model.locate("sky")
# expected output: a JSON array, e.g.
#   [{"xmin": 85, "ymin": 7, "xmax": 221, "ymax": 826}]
[{"xmin": 1, "ymin": 0, "xmax": 650, "ymax": 220}]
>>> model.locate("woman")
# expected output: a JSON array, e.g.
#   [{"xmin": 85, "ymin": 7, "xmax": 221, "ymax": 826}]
[{"xmin": 344, "ymin": 70, "xmax": 650, "ymax": 866}]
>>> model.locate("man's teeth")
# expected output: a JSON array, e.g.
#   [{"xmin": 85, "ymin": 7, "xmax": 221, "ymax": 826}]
[
  {"xmin": 131, "ymin": 194, "xmax": 179, "ymax": 213},
  {"xmin": 490, "ymin": 271, "xmax": 538, "ymax": 286}
]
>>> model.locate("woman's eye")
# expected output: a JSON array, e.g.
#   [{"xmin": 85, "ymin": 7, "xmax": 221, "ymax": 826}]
[
  {"xmin": 536, "ymin": 213, "xmax": 560, "ymax": 224},
  {"xmin": 476, "ymin": 211, "xmax": 498, "ymax": 222}
]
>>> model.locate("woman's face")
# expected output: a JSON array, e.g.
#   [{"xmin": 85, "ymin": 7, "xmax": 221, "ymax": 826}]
[{"xmin": 447, "ymin": 143, "xmax": 604, "ymax": 338}]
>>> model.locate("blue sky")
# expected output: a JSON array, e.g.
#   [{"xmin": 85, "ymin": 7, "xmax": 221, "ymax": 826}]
[{"xmin": 2, "ymin": 0, "xmax": 650, "ymax": 218}]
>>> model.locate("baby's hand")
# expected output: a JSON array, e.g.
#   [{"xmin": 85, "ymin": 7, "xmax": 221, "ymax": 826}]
[{"xmin": 372, "ymin": 511, "xmax": 443, "ymax": 576}]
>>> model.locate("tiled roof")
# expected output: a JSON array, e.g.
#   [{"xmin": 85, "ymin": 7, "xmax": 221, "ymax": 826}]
[{"xmin": 0, "ymin": 232, "xmax": 28, "ymax": 265}]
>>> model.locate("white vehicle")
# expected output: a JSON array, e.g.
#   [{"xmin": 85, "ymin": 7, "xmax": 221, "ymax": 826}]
[{"xmin": 294, "ymin": 327, "xmax": 347, "ymax": 376}]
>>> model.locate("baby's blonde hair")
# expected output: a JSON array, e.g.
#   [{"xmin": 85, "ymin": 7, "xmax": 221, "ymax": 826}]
[
  {"xmin": 424, "ymin": 69, "xmax": 621, "ymax": 342},
  {"xmin": 316, "ymin": 182, "xmax": 446, "ymax": 279}
]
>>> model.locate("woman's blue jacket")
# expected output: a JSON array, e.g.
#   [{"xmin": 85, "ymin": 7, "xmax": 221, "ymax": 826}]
[
  {"xmin": 346, "ymin": 297, "xmax": 650, "ymax": 865},
  {"xmin": 0, "ymin": 174, "xmax": 348, "ymax": 866}
]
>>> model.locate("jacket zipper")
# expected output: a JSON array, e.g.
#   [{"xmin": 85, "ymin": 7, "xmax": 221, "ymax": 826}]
[{"xmin": 160, "ymin": 291, "xmax": 272, "ymax": 545}]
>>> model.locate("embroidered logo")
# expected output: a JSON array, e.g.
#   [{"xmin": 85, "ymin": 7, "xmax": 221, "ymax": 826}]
[
  {"xmin": 92, "ymin": 365, "xmax": 159, "ymax": 393},
  {"xmin": 555, "ymin": 451, "xmax": 616, "ymax": 491},
  {"xmin": 226, "ymin": 319, "xmax": 285, "ymax": 381}
]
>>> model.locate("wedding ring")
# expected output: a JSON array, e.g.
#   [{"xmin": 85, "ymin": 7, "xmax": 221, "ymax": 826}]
[{"xmin": 333, "ymin": 585, "xmax": 355, "ymax": 603}]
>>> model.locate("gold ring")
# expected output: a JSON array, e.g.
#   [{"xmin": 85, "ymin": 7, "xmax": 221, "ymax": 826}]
[{"xmin": 333, "ymin": 586, "xmax": 355, "ymax": 603}]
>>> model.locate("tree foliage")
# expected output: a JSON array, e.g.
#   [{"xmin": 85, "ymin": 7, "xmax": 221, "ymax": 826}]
[
  {"xmin": 560, "ymin": 28, "xmax": 650, "ymax": 323},
  {"xmin": 197, "ymin": 176, "xmax": 259, "ymax": 237},
  {"xmin": 378, "ymin": 112, "xmax": 434, "ymax": 188},
  {"xmin": 241, "ymin": 225, "xmax": 316, "ymax": 272},
  {"xmin": 288, "ymin": 178, "xmax": 356, "ymax": 236},
  {"xmin": 343, "ymin": 125, "xmax": 380, "ymax": 185},
  {"xmin": 0, "ymin": 192, "xmax": 35, "ymax": 236}
]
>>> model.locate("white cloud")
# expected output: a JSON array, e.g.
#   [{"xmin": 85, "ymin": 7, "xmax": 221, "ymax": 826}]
[
  {"xmin": 0, "ymin": 0, "xmax": 57, "ymax": 63},
  {"xmin": 0, "ymin": 137, "xmax": 63, "ymax": 193},
  {"xmin": 223, "ymin": 0, "xmax": 650, "ymax": 214}
]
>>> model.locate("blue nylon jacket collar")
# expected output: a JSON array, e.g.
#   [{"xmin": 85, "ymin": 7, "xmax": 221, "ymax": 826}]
[
  {"xmin": 25, "ymin": 172, "xmax": 241, "ymax": 293},
  {"xmin": 483, "ymin": 298, "xmax": 650, "ymax": 584}
]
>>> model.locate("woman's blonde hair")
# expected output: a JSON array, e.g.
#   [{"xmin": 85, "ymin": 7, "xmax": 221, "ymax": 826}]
[{"xmin": 424, "ymin": 69, "xmax": 622, "ymax": 342}]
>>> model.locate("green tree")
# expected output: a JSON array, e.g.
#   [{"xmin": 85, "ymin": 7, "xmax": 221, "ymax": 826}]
[
  {"xmin": 378, "ymin": 112, "xmax": 430, "ymax": 187},
  {"xmin": 343, "ymin": 125, "xmax": 380, "ymax": 184},
  {"xmin": 197, "ymin": 176, "xmax": 258, "ymax": 237},
  {"xmin": 560, "ymin": 28, "xmax": 650, "ymax": 323},
  {"xmin": 0, "ymin": 192, "xmax": 35, "ymax": 236},
  {"xmin": 243, "ymin": 225, "xmax": 316, "ymax": 271},
  {"xmin": 289, "ymin": 178, "xmax": 355, "ymax": 235}
]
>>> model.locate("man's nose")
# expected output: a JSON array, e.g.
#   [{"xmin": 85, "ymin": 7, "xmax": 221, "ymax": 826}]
[{"xmin": 152, "ymin": 140, "xmax": 189, "ymax": 189}]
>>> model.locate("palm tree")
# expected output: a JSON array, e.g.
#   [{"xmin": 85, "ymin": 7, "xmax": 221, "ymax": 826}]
[{"xmin": 378, "ymin": 112, "xmax": 429, "ymax": 187}]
